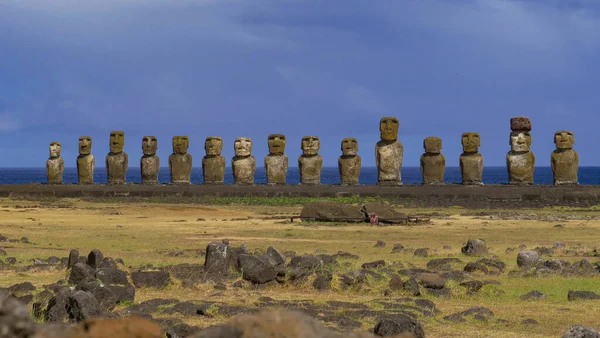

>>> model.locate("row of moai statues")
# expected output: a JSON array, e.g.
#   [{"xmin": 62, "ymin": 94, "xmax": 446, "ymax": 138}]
[{"xmin": 45, "ymin": 116, "xmax": 579, "ymax": 185}]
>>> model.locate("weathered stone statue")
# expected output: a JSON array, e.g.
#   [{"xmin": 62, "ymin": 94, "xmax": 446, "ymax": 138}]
[
  {"xmin": 459, "ymin": 132, "xmax": 484, "ymax": 185},
  {"xmin": 506, "ymin": 116, "xmax": 535, "ymax": 185},
  {"xmin": 106, "ymin": 130, "xmax": 128, "ymax": 184},
  {"xmin": 338, "ymin": 138, "xmax": 361, "ymax": 185},
  {"xmin": 140, "ymin": 136, "xmax": 159, "ymax": 184},
  {"xmin": 264, "ymin": 134, "xmax": 288, "ymax": 185},
  {"xmin": 46, "ymin": 141, "xmax": 64, "ymax": 184},
  {"xmin": 420, "ymin": 136, "xmax": 445, "ymax": 184},
  {"xmin": 298, "ymin": 136, "xmax": 322, "ymax": 185},
  {"xmin": 202, "ymin": 136, "xmax": 226, "ymax": 184},
  {"xmin": 232, "ymin": 137, "xmax": 256, "ymax": 184},
  {"xmin": 551, "ymin": 130, "xmax": 579, "ymax": 185},
  {"xmin": 169, "ymin": 136, "xmax": 192, "ymax": 184},
  {"xmin": 77, "ymin": 136, "xmax": 95, "ymax": 184},
  {"xmin": 376, "ymin": 117, "xmax": 403, "ymax": 185}
]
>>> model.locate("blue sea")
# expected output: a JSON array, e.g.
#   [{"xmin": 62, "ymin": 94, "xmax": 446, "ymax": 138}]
[{"xmin": 1, "ymin": 167, "xmax": 600, "ymax": 185}]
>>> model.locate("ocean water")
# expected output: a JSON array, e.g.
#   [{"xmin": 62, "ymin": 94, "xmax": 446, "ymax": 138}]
[{"xmin": 1, "ymin": 167, "xmax": 600, "ymax": 185}]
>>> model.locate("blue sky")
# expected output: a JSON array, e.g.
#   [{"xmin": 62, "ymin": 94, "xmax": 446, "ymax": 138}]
[{"xmin": 1, "ymin": 0, "xmax": 599, "ymax": 167}]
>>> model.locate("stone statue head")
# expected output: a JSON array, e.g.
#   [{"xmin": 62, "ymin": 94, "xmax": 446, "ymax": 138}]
[
  {"xmin": 172, "ymin": 136, "xmax": 189, "ymax": 154},
  {"xmin": 109, "ymin": 130, "xmax": 125, "ymax": 153},
  {"xmin": 142, "ymin": 136, "xmax": 158, "ymax": 156},
  {"xmin": 301, "ymin": 136, "xmax": 320, "ymax": 156},
  {"xmin": 341, "ymin": 138, "xmax": 358, "ymax": 156},
  {"xmin": 424, "ymin": 136, "xmax": 442, "ymax": 154},
  {"xmin": 509, "ymin": 131, "xmax": 532, "ymax": 152},
  {"xmin": 379, "ymin": 116, "xmax": 399, "ymax": 142},
  {"xmin": 267, "ymin": 134, "xmax": 286, "ymax": 155},
  {"xmin": 49, "ymin": 141, "xmax": 61, "ymax": 158},
  {"xmin": 234, "ymin": 137, "xmax": 252, "ymax": 157},
  {"xmin": 554, "ymin": 130, "xmax": 574, "ymax": 150},
  {"xmin": 205, "ymin": 136, "xmax": 223, "ymax": 156},
  {"xmin": 461, "ymin": 132, "xmax": 480, "ymax": 153},
  {"xmin": 78, "ymin": 136, "xmax": 92, "ymax": 155}
]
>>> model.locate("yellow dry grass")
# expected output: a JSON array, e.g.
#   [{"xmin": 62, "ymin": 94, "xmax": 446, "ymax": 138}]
[{"xmin": 0, "ymin": 197, "xmax": 599, "ymax": 337}]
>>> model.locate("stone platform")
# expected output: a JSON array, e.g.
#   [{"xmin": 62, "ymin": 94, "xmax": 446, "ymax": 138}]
[{"xmin": 0, "ymin": 183, "xmax": 599, "ymax": 208}]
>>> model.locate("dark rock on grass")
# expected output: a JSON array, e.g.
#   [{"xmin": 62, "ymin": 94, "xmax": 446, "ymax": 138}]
[
  {"xmin": 388, "ymin": 275, "xmax": 403, "ymax": 291},
  {"xmin": 8, "ymin": 282, "xmax": 36, "ymax": 295},
  {"xmin": 415, "ymin": 273, "xmax": 445, "ymax": 289},
  {"xmin": 568, "ymin": 291, "xmax": 600, "ymax": 301},
  {"xmin": 0, "ymin": 248, "xmax": 6, "ymax": 256},
  {"xmin": 464, "ymin": 262, "xmax": 489, "ymax": 274},
  {"xmin": 333, "ymin": 251, "xmax": 360, "ymax": 260},
  {"xmin": 562, "ymin": 325, "xmax": 600, "ymax": 338},
  {"xmin": 68, "ymin": 263, "xmax": 96, "ymax": 285},
  {"xmin": 391, "ymin": 243, "xmax": 405, "ymax": 253},
  {"xmin": 461, "ymin": 239, "xmax": 488, "ymax": 256},
  {"xmin": 105, "ymin": 284, "xmax": 135, "ymax": 304},
  {"xmin": 5, "ymin": 257, "xmax": 16, "ymax": 265},
  {"xmin": 67, "ymin": 249, "xmax": 79, "ymax": 268},
  {"xmin": 87, "ymin": 249, "xmax": 104, "ymax": 269},
  {"xmin": 76, "ymin": 278, "xmax": 117, "ymax": 311},
  {"xmin": 162, "ymin": 301, "xmax": 202, "ymax": 316},
  {"xmin": 95, "ymin": 268, "xmax": 128, "ymax": 286},
  {"xmin": 131, "ymin": 271, "xmax": 171, "ymax": 289},
  {"xmin": 426, "ymin": 258, "xmax": 463, "ymax": 270},
  {"xmin": 444, "ymin": 306, "xmax": 494, "ymax": 323},
  {"xmin": 125, "ymin": 298, "xmax": 180, "ymax": 314},
  {"xmin": 520, "ymin": 290, "xmax": 546, "ymax": 301},
  {"xmin": 521, "ymin": 318, "xmax": 539, "ymax": 325},
  {"xmin": 20, "ymin": 237, "xmax": 30, "ymax": 244},
  {"xmin": 166, "ymin": 323, "xmax": 202, "ymax": 338},
  {"xmin": 0, "ymin": 291, "xmax": 37, "ymax": 338},
  {"xmin": 403, "ymin": 278, "xmax": 421, "ymax": 297},
  {"xmin": 320, "ymin": 315, "xmax": 362, "ymax": 330},
  {"xmin": 441, "ymin": 270, "xmax": 470, "ymax": 282},
  {"xmin": 47, "ymin": 256, "xmax": 60, "ymax": 265},
  {"xmin": 317, "ymin": 254, "xmax": 337, "ymax": 265},
  {"xmin": 228, "ymin": 244, "xmax": 249, "ymax": 270},
  {"xmin": 476, "ymin": 257, "xmax": 507, "ymax": 272},
  {"xmin": 266, "ymin": 246, "xmax": 286, "ymax": 266},
  {"xmin": 362, "ymin": 260, "xmax": 385, "ymax": 270},
  {"xmin": 238, "ymin": 255, "xmax": 277, "ymax": 285},
  {"xmin": 517, "ymin": 251, "xmax": 540, "ymax": 269},
  {"xmin": 426, "ymin": 288, "xmax": 452, "ymax": 298},
  {"xmin": 460, "ymin": 280, "xmax": 484, "ymax": 293},
  {"xmin": 413, "ymin": 248, "xmax": 429, "ymax": 257},
  {"xmin": 99, "ymin": 257, "xmax": 118, "ymax": 269},
  {"xmin": 204, "ymin": 242, "xmax": 230, "ymax": 276},
  {"xmin": 46, "ymin": 288, "xmax": 74, "ymax": 322},
  {"xmin": 66, "ymin": 290, "xmax": 103, "ymax": 322},
  {"xmin": 288, "ymin": 255, "xmax": 323, "ymax": 270},
  {"xmin": 374, "ymin": 240, "xmax": 386, "ymax": 248},
  {"xmin": 534, "ymin": 246, "xmax": 555, "ymax": 256},
  {"xmin": 374, "ymin": 313, "xmax": 425, "ymax": 338},
  {"xmin": 313, "ymin": 274, "xmax": 332, "ymax": 291}
]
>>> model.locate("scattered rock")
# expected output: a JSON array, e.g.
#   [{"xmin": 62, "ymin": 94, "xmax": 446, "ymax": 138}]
[
  {"xmin": 373, "ymin": 314, "xmax": 425, "ymax": 338},
  {"xmin": 66, "ymin": 290, "xmax": 103, "ymax": 322},
  {"xmin": 520, "ymin": 290, "xmax": 546, "ymax": 301},
  {"xmin": 461, "ymin": 239, "xmax": 488, "ymax": 256},
  {"xmin": 238, "ymin": 255, "xmax": 277, "ymax": 285},
  {"xmin": 444, "ymin": 306, "xmax": 494, "ymax": 323},
  {"xmin": 568, "ymin": 291, "xmax": 600, "ymax": 301},
  {"xmin": 415, "ymin": 273, "xmax": 445, "ymax": 289},
  {"xmin": 391, "ymin": 244, "xmax": 405, "ymax": 253},
  {"xmin": 131, "ymin": 271, "xmax": 171, "ymax": 289},
  {"xmin": 0, "ymin": 291, "xmax": 37, "ymax": 338},
  {"xmin": 68, "ymin": 263, "xmax": 96, "ymax": 285},
  {"xmin": 374, "ymin": 240, "xmax": 386, "ymax": 248},
  {"xmin": 87, "ymin": 249, "xmax": 104, "ymax": 269},
  {"xmin": 426, "ymin": 258, "xmax": 463, "ymax": 270},
  {"xmin": 562, "ymin": 325, "xmax": 600, "ymax": 338},
  {"xmin": 517, "ymin": 251, "xmax": 540, "ymax": 269},
  {"xmin": 464, "ymin": 262, "xmax": 488, "ymax": 274},
  {"xmin": 413, "ymin": 248, "xmax": 428, "ymax": 257},
  {"xmin": 362, "ymin": 260, "xmax": 385, "ymax": 270},
  {"xmin": 204, "ymin": 242, "xmax": 231, "ymax": 276},
  {"xmin": 460, "ymin": 280, "xmax": 484, "ymax": 293},
  {"xmin": 521, "ymin": 318, "xmax": 539, "ymax": 325}
]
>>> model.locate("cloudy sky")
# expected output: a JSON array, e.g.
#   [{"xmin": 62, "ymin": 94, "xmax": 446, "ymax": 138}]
[{"xmin": 1, "ymin": 0, "xmax": 599, "ymax": 167}]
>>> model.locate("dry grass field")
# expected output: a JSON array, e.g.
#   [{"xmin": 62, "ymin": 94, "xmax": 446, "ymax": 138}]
[{"xmin": 0, "ymin": 197, "xmax": 599, "ymax": 337}]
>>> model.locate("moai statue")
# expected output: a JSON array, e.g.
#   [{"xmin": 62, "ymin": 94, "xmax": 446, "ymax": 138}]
[
  {"xmin": 376, "ymin": 117, "xmax": 403, "ymax": 185},
  {"xmin": 202, "ymin": 136, "xmax": 226, "ymax": 184},
  {"xmin": 551, "ymin": 130, "xmax": 579, "ymax": 185},
  {"xmin": 169, "ymin": 136, "xmax": 192, "ymax": 184},
  {"xmin": 298, "ymin": 136, "xmax": 323, "ymax": 185},
  {"xmin": 232, "ymin": 137, "xmax": 256, "ymax": 184},
  {"xmin": 140, "ymin": 136, "xmax": 159, "ymax": 184},
  {"xmin": 506, "ymin": 116, "xmax": 535, "ymax": 185},
  {"xmin": 106, "ymin": 130, "xmax": 128, "ymax": 184},
  {"xmin": 459, "ymin": 132, "xmax": 484, "ymax": 185},
  {"xmin": 46, "ymin": 141, "xmax": 64, "ymax": 184},
  {"xmin": 77, "ymin": 136, "xmax": 95, "ymax": 184},
  {"xmin": 420, "ymin": 136, "xmax": 445, "ymax": 184},
  {"xmin": 264, "ymin": 134, "xmax": 288, "ymax": 185},
  {"xmin": 338, "ymin": 138, "xmax": 361, "ymax": 185}
]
